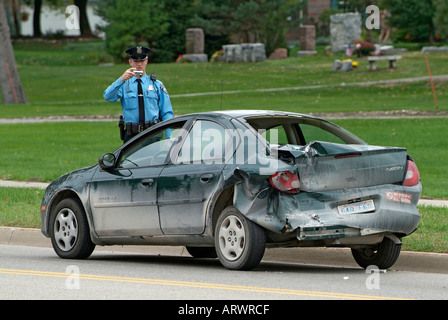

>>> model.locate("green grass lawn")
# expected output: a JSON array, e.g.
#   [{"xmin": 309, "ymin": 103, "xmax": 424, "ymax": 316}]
[
  {"xmin": 1, "ymin": 41, "xmax": 447, "ymax": 117},
  {"xmin": 0, "ymin": 122, "xmax": 120, "ymax": 182}
]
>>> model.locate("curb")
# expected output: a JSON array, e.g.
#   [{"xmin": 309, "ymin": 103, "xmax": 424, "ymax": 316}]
[{"xmin": 1, "ymin": 226, "xmax": 447, "ymax": 274}]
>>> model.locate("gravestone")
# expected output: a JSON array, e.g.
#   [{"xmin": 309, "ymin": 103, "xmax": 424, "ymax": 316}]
[
  {"xmin": 330, "ymin": 13, "xmax": 361, "ymax": 52},
  {"xmin": 332, "ymin": 59, "xmax": 342, "ymax": 71},
  {"xmin": 300, "ymin": 25, "xmax": 316, "ymax": 51},
  {"xmin": 223, "ymin": 44, "xmax": 266, "ymax": 63},
  {"xmin": 340, "ymin": 60, "xmax": 354, "ymax": 72},
  {"xmin": 268, "ymin": 48, "xmax": 288, "ymax": 60},
  {"xmin": 186, "ymin": 28, "xmax": 204, "ymax": 54},
  {"xmin": 184, "ymin": 28, "xmax": 208, "ymax": 63},
  {"xmin": 297, "ymin": 25, "xmax": 317, "ymax": 57},
  {"xmin": 223, "ymin": 44, "xmax": 243, "ymax": 63},
  {"xmin": 243, "ymin": 43, "xmax": 266, "ymax": 62}
]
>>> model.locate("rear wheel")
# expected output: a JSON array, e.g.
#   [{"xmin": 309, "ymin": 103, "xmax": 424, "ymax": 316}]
[
  {"xmin": 351, "ymin": 237, "xmax": 401, "ymax": 269},
  {"xmin": 50, "ymin": 198, "xmax": 95, "ymax": 259},
  {"xmin": 214, "ymin": 206, "xmax": 266, "ymax": 270}
]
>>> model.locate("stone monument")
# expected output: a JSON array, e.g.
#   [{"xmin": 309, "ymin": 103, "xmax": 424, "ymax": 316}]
[
  {"xmin": 222, "ymin": 43, "xmax": 266, "ymax": 63},
  {"xmin": 186, "ymin": 28, "xmax": 204, "ymax": 54},
  {"xmin": 183, "ymin": 28, "xmax": 208, "ymax": 63},
  {"xmin": 223, "ymin": 44, "xmax": 243, "ymax": 63},
  {"xmin": 297, "ymin": 25, "xmax": 317, "ymax": 57},
  {"xmin": 268, "ymin": 48, "xmax": 288, "ymax": 60},
  {"xmin": 330, "ymin": 13, "xmax": 361, "ymax": 52}
]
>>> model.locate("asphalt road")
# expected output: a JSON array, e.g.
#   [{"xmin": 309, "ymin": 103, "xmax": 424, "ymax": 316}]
[{"xmin": 1, "ymin": 243, "xmax": 447, "ymax": 301}]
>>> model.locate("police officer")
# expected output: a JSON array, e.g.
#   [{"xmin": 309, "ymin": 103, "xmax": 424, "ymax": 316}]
[{"xmin": 104, "ymin": 46, "xmax": 174, "ymax": 143}]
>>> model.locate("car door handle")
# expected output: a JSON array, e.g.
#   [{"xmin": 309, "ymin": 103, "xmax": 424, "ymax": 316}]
[
  {"xmin": 141, "ymin": 178, "xmax": 154, "ymax": 188},
  {"xmin": 200, "ymin": 173, "xmax": 214, "ymax": 183}
]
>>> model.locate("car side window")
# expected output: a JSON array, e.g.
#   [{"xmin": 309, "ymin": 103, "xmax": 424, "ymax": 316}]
[
  {"xmin": 177, "ymin": 120, "xmax": 230, "ymax": 164},
  {"xmin": 118, "ymin": 122, "xmax": 185, "ymax": 168}
]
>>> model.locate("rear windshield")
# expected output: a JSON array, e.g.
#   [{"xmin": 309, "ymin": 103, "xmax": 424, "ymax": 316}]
[{"xmin": 244, "ymin": 116, "xmax": 365, "ymax": 146}]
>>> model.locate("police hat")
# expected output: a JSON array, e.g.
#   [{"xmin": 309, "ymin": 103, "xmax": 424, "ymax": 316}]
[{"xmin": 125, "ymin": 46, "xmax": 151, "ymax": 61}]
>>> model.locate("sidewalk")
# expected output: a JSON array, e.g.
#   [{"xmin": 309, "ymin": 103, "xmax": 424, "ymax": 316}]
[{"xmin": 1, "ymin": 226, "xmax": 447, "ymax": 274}]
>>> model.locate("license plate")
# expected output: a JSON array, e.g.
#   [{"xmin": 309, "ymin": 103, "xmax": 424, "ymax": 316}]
[{"xmin": 337, "ymin": 200, "xmax": 375, "ymax": 215}]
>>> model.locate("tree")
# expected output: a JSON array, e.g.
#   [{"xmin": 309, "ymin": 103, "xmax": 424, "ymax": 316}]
[
  {"xmin": 381, "ymin": 0, "xmax": 435, "ymax": 42},
  {"xmin": 74, "ymin": 0, "xmax": 93, "ymax": 37},
  {"xmin": 257, "ymin": 0, "xmax": 307, "ymax": 56},
  {"xmin": 192, "ymin": 0, "xmax": 307, "ymax": 56},
  {"xmin": 0, "ymin": 0, "xmax": 27, "ymax": 104},
  {"xmin": 33, "ymin": 0, "xmax": 42, "ymax": 37},
  {"xmin": 433, "ymin": 0, "xmax": 448, "ymax": 40},
  {"xmin": 97, "ymin": 0, "xmax": 169, "ymax": 60},
  {"xmin": 151, "ymin": 0, "xmax": 195, "ymax": 62}
]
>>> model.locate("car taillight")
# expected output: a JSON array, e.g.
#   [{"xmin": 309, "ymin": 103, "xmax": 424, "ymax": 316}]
[
  {"xmin": 403, "ymin": 160, "xmax": 420, "ymax": 187},
  {"xmin": 269, "ymin": 171, "xmax": 300, "ymax": 194}
]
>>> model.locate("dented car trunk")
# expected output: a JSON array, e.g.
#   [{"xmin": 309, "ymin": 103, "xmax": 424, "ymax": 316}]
[
  {"xmin": 234, "ymin": 140, "xmax": 421, "ymax": 246},
  {"xmin": 279, "ymin": 141, "xmax": 408, "ymax": 192}
]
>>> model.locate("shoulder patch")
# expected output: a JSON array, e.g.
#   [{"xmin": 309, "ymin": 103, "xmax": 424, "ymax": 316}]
[{"xmin": 160, "ymin": 84, "xmax": 168, "ymax": 94}]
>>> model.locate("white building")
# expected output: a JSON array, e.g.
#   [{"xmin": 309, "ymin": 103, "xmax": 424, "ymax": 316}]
[{"xmin": 19, "ymin": 3, "xmax": 106, "ymax": 38}]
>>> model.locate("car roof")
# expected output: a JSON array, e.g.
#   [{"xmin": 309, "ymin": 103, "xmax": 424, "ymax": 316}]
[{"xmin": 183, "ymin": 110, "xmax": 317, "ymax": 121}]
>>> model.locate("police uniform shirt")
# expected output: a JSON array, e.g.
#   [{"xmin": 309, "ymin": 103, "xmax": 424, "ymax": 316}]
[{"xmin": 103, "ymin": 74, "xmax": 174, "ymax": 124}]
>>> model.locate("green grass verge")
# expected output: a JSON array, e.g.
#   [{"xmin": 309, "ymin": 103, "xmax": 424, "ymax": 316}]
[
  {"xmin": 1, "ymin": 187, "xmax": 44, "ymax": 229},
  {"xmin": 402, "ymin": 206, "xmax": 448, "ymax": 253}
]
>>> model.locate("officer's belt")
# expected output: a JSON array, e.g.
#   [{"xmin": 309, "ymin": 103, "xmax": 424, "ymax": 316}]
[{"xmin": 126, "ymin": 120, "xmax": 159, "ymax": 134}]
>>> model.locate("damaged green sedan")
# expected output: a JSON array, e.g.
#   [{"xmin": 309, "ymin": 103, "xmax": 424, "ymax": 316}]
[{"xmin": 40, "ymin": 110, "xmax": 421, "ymax": 270}]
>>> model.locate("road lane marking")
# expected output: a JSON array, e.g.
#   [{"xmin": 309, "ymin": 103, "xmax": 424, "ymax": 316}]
[{"xmin": 0, "ymin": 268, "xmax": 408, "ymax": 300}]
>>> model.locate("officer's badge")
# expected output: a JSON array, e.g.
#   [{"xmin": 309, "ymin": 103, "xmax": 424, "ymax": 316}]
[{"xmin": 136, "ymin": 46, "xmax": 142, "ymax": 54}]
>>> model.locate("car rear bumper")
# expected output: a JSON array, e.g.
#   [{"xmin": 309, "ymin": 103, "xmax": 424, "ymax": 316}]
[{"xmin": 237, "ymin": 182, "xmax": 422, "ymax": 242}]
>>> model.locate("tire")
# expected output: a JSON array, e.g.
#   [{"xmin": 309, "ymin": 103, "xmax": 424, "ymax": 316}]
[
  {"xmin": 50, "ymin": 198, "xmax": 95, "ymax": 259},
  {"xmin": 351, "ymin": 237, "xmax": 401, "ymax": 270},
  {"xmin": 214, "ymin": 206, "xmax": 266, "ymax": 270},
  {"xmin": 186, "ymin": 246, "xmax": 217, "ymax": 258}
]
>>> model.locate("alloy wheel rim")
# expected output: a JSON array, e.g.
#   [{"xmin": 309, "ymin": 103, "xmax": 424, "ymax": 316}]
[
  {"xmin": 218, "ymin": 215, "xmax": 245, "ymax": 261},
  {"xmin": 54, "ymin": 208, "xmax": 78, "ymax": 252}
]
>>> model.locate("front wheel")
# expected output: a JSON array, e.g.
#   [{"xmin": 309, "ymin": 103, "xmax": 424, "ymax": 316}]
[
  {"xmin": 214, "ymin": 206, "xmax": 266, "ymax": 270},
  {"xmin": 351, "ymin": 237, "xmax": 401, "ymax": 270},
  {"xmin": 50, "ymin": 198, "xmax": 95, "ymax": 259}
]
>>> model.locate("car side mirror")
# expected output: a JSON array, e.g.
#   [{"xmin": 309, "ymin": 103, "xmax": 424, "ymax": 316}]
[{"xmin": 98, "ymin": 153, "xmax": 116, "ymax": 170}]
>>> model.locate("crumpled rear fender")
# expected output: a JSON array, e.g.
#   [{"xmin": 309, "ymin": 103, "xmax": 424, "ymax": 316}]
[{"xmin": 232, "ymin": 168, "xmax": 421, "ymax": 242}]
